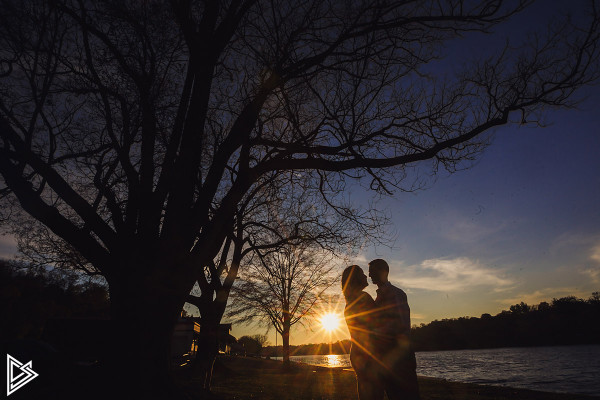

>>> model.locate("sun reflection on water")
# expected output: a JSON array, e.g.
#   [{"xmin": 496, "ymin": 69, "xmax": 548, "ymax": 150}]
[
  {"xmin": 274, "ymin": 354, "xmax": 352, "ymax": 369},
  {"xmin": 323, "ymin": 354, "xmax": 345, "ymax": 367}
]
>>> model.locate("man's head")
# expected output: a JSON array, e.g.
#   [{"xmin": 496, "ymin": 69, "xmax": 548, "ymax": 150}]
[{"xmin": 368, "ymin": 258, "xmax": 389, "ymax": 286}]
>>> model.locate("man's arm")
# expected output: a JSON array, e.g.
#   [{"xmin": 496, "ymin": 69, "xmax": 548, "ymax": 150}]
[
  {"xmin": 373, "ymin": 286, "xmax": 409, "ymax": 338},
  {"xmin": 391, "ymin": 286, "xmax": 411, "ymax": 336}
]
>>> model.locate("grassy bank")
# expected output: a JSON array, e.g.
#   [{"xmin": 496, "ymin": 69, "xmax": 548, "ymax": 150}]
[{"xmin": 179, "ymin": 356, "xmax": 598, "ymax": 400}]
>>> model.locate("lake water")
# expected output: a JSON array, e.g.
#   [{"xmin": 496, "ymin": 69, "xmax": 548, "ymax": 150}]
[{"xmin": 274, "ymin": 345, "xmax": 600, "ymax": 396}]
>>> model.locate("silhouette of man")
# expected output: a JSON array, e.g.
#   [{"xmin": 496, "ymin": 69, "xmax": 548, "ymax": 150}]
[{"xmin": 368, "ymin": 259, "xmax": 420, "ymax": 400}]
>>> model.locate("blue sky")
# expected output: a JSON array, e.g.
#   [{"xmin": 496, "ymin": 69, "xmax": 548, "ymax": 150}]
[
  {"xmin": 361, "ymin": 84, "xmax": 600, "ymax": 321},
  {"xmin": 233, "ymin": 2, "xmax": 600, "ymax": 345},
  {"xmin": 246, "ymin": 82, "xmax": 600, "ymax": 346}
]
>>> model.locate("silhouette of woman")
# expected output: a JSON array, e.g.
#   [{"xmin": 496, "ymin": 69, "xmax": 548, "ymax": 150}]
[{"xmin": 342, "ymin": 265, "xmax": 383, "ymax": 400}]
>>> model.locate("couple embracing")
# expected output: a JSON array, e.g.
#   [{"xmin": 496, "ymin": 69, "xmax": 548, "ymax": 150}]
[{"xmin": 342, "ymin": 259, "xmax": 420, "ymax": 400}]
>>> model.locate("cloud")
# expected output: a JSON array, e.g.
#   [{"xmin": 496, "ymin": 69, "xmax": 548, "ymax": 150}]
[
  {"xmin": 551, "ymin": 232, "xmax": 600, "ymax": 258},
  {"xmin": 581, "ymin": 242, "xmax": 600, "ymax": 283},
  {"xmin": 582, "ymin": 267, "xmax": 600, "ymax": 284},
  {"xmin": 590, "ymin": 243, "xmax": 600, "ymax": 264},
  {"xmin": 410, "ymin": 313, "xmax": 427, "ymax": 322},
  {"xmin": 499, "ymin": 287, "xmax": 589, "ymax": 307},
  {"xmin": 389, "ymin": 257, "xmax": 514, "ymax": 292},
  {"xmin": 351, "ymin": 253, "xmax": 370, "ymax": 265},
  {"xmin": 547, "ymin": 232, "xmax": 600, "ymax": 284}
]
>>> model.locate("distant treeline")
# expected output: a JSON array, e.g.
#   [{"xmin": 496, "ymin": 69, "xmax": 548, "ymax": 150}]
[
  {"xmin": 263, "ymin": 293, "xmax": 600, "ymax": 355},
  {"xmin": 411, "ymin": 294, "xmax": 600, "ymax": 351},
  {"xmin": 262, "ymin": 339, "xmax": 352, "ymax": 357},
  {"xmin": 0, "ymin": 259, "xmax": 110, "ymax": 342}
]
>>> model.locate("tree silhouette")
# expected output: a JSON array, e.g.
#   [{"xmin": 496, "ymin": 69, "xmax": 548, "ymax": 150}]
[
  {"xmin": 236, "ymin": 334, "xmax": 267, "ymax": 356},
  {"xmin": 228, "ymin": 241, "xmax": 338, "ymax": 366},
  {"xmin": 411, "ymin": 294, "xmax": 600, "ymax": 351},
  {"xmin": 183, "ymin": 170, "xmax": 362, "ymax": 389},
  {"xmin": 0, "ymin": 259, "xmax": 109, "ymax": 342},
  {"xmin": 1, "ymin": 1, "xmax": 599, "ymax": 397}
]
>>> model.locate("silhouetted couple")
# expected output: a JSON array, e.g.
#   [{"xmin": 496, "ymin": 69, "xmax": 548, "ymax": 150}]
[{"xmin": 342, "ymin": 259, "xmax": 420, "ymax": 400}]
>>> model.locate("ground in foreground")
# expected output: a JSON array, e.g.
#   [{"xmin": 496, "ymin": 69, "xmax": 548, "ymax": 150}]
[{"xmin": 177, "ymin": 356, "xmax": 598, "ymax": 400}]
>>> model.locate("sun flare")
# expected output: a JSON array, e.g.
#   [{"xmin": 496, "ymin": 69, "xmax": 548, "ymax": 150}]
[{"xmin": 320, "ymin": 313, "xmax": 341, "ymax": 332}]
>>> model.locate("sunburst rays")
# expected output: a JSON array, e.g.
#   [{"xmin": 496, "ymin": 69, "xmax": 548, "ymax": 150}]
[
  {"xmin": 320, "ymin": 312, "xmax": 341, "ymax": 331},
  {"xmin": 282, "ymin": 287, "xmax": 392, "ymax": 374}
]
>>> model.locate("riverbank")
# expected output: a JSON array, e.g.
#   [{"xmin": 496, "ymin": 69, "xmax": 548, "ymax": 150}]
[{"xmin": 180, "ymin": 356, "xmax": 599, "ymax": 400}]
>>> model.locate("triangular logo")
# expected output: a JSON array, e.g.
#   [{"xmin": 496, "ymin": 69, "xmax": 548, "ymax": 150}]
[{"xmin": 6, "ymin": 354, "xmax": 39, "ymax": 396}]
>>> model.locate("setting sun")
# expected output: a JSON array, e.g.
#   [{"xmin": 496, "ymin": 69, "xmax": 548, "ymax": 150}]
[{"xmin": 320, "ymin": 313, "xmax": 341, "ymax": 332}]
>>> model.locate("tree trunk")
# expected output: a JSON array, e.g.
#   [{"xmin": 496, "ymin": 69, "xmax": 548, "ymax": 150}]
[
  {"xmin": 189, "ymin": 293, "xmax": 226, "ymax": 393},
  {"xmin": 282, "ymin": 313, "xmax": 291, "ymax": 369},
  {"xmin": 193, "ymin": 319, "xmax": 219, "ymax": 392},
  {"xmin": 104, "ymin": 266, "xmax": 191, "ymax": 400},
  {"xmin": 183, "ymin": 283, "xmax": 233, "ymax": 392}
]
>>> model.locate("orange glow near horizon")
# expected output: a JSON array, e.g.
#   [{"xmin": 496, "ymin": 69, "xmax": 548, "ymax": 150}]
[{"xmin": 287, "ymin": 298, "xmax": 349, "ymax": 348}]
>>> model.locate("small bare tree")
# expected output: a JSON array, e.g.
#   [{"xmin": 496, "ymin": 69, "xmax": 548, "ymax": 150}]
[
  {"xmin": 182, "ymin": 169, "xmax": 367, "ymax": 389},
  {"xmin": 228, "ymin": 241, "xmax": 340, "ymax": 366}
]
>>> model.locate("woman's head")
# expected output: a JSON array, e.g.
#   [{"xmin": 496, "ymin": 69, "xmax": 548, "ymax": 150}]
[{"xmin": 341, "ymin": 265, "xmax": 368, "ymax": 298}]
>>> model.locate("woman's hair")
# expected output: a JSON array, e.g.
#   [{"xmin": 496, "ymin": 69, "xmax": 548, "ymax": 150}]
[{"xmin": 341, "ymin": 265, "xmax": 364, "ymax": 298}]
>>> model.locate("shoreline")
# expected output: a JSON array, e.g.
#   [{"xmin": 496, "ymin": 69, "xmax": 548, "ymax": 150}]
[
  {"xmin": 179, "ymin": 356, "xmax": 599, "ymax": 400},
  {"xmin": 265, "ymin": 348, "xmax": 600, "ymax": 398}
]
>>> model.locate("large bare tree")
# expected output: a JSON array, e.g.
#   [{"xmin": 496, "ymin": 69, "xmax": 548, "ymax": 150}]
[{"xmin": 1, "ymin": 0, "xmax": 598, "ymax": 397}]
